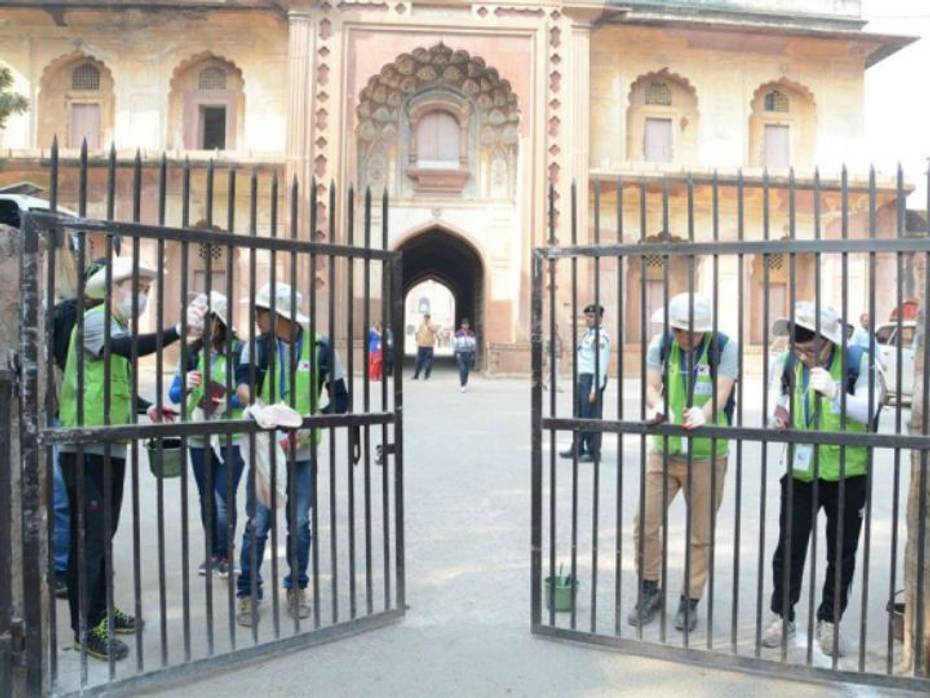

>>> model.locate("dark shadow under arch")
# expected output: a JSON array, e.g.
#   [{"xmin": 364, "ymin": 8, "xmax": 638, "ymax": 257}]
[{"xmin": 398, "ymin": 226, "xmax": 485, "ymax": 364}]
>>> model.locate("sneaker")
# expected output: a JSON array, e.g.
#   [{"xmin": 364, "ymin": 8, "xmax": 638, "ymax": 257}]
[
  {"xmin": 74, "ymin": 618, "xmax": 129, "ymax": 661},
  {"xmin": 559, "ymin": 448, "xmax": 580, "ymax": 459},
  {"xmin": 460, "ymin": 386, "xmax": 466, "ymax": 393},
  {"xmin": 760, "ymin": 614, "xmax": 795, "ymax": 648},
  {"xmin": 673, "ymin": 596, "xmax": 700, "ymax": 632},
  {"xmin": 578, "ymin": 453, "xmax": 596, "ymax": 463},
  {"xmin": 111, "ymin": 608, "xmax": 141, "ymax": 635},
  {"xmin": 287, "ymin": 588, "xmax": 311, "ymax": 620},
  {"xmin": 817, "ymin": 620, "xmax": 845, "ymax": 657},
  {"xmin": 236, "ymin": 596, "xmax": 261, "ymax": 628},
  {"xmin": 54, "ymin": 571, "xmax": 68, "ymax": 599},
  {"xmin": 198, "ymin": 559, "xmax": 211, "ymax": 577},
  {"xmin": 214, "ymin": 557, "xmax": 232, "ymax": 578},
  {"xmin": 627, "ymin": 583, "xmax": 663, "ymax": 626}
]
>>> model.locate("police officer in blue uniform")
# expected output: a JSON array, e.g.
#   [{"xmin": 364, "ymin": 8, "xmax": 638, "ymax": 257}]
[{"xmin": 560, "ymin": 303, "xmax": 610, "ymax": 462}]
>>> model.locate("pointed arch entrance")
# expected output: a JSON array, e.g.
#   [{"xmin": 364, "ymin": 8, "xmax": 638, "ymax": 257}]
[{"xmin": 397, "ymin": 225, "xmax": 485, "ymax": 365}]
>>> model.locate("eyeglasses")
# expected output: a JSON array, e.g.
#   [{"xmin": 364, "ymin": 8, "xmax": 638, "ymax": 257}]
[{"xmin": 791, "ymin": 341, "xmax": 822, "ymax": 359}]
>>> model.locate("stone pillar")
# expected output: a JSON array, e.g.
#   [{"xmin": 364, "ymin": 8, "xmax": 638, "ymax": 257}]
[{"xmin": 902, "ymin": 249, "xmax": 930, "ymax": 676}]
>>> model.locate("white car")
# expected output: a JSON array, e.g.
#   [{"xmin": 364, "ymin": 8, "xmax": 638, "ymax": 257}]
[
  {"xmin": 0, "ymin": 188, "xmax": 78, "ymax": 229},
  {"xmin": 875, "ymin": 321, "xmax": 916, "ymax": 405}
]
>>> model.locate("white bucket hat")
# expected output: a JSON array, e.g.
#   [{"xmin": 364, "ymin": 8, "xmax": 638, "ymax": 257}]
[
  {"xmin": 85, "ymin": 257, "xmax": 158, "ymax": 300},
  {"xmin": 651, "ymin": 293, "xmax": 713, "ymax": 332},
  {"xmin": 243, "ymin": 282, "xmax": 309, "ymax": 324},
  {"xmin": 189, "ymin": 290, "xmax": 230, "ymax": 328},
  {"xmin": 772, "ymin": 301, "xmax": 844, "ymax": 346}
]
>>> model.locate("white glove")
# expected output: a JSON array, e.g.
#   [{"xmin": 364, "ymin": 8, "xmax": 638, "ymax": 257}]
[
  {"xmin": 186, "ymin": 301, "xmax": 206, "ymax": 333},
  {"xmin": 809, "ymin": 367, "xmax": 838, "ymax": 400},
  {"xmin": 683, "ymin": 406, "xmax": 706, "ymax": 430},
  {"xmin": 185, "ymin": 370, "xmax": 202, "ymax": 391}
]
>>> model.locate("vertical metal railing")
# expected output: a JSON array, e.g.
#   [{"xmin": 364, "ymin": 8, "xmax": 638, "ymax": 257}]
[{"xmin": 14, "ymin": 141, "xmax": 406, "ymax": 696}]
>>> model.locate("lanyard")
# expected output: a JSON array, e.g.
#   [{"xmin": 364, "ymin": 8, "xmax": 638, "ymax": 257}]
[
  {"xmin": 681, "ymin": 338, "xmax": 709, "ymax": 406},
  {"xmin": 276, "ymin": 330, "xmax": 303, "ymax": 401}
]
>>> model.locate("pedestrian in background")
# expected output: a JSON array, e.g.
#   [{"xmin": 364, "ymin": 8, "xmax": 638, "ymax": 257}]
[
  {"xmin": 453, "ymin": 318, "xmax": 477, "ymax": 393},
  {"xmin": 412, "ymin": 313, "xmax": 438, "ymax": 380},
  {"xmin": 368, "ymin": 321, "xmax": 383, "ymax": 381}
]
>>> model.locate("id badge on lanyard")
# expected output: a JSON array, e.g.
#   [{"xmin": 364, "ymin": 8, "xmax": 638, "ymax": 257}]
[{"xmin": 793, "ymin": 370, "xmax": 814, "ymax": 475}]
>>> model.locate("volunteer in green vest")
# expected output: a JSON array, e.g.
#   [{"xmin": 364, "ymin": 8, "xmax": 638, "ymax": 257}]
[
  {"xmin": 235, "ymin": 282, "xmax": 349, "ymax": 627},
  {"xmin": 59, "ymin": 256, "xmax": 203, "ymax": 661},
  {"xmin": 761, "ymin": 302, "xmax": 883, "ymax": 657},
  {"xmin": 169, "ymin": 291, "xmax": 245, "ymax": 578},
  {"xmin": 629, "ymin": 293, "xmax": 738, "ymax": 632}
]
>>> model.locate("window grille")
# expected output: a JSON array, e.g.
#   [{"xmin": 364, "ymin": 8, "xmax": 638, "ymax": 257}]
[
  {"xmin": 645, "ymin": 81, "xmax": 671, "ymax": 106},
  {"xmin": 72, "ymin": 64, "xmax": 100, "ymax": 91},
  {"xmin": 198, "ymin": 242, "xmax": 223, "ymax": 261},
  {"xmin": 764, "ymin": 90, "xmax": 789, "ymax": 113},
  {"xmin": 199, "ymin": 66, "xmax": 227, "ymax": 90},
  {"xmin": 765, "ymin": 253, "xmax": 785, "ymax": 271}
]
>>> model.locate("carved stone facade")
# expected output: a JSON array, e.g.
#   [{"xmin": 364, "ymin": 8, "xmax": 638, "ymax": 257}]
[{"xmin": 0, "ymin": 1, "xmax": 912, "ymax": 373}]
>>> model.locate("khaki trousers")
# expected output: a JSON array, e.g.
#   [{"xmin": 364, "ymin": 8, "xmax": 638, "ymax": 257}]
[{"xmin": 633, "ymin": 451, "xmax": 728, "ymax": 600}]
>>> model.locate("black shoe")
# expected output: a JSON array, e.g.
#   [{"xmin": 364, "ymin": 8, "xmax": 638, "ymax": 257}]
[
  {"xmin": 627, "ymin": 583, "xmax": 662, "ymax": 626},
  {"xmin": 74, "ymin": 619, "xmax": 129, "ymax": 661},
  {"xmin": 412, "ymin": 375, "xmax": 419, "ymax": 380},
  {"xmin": 559, "ymin": 448, "xmax": 580, "ymax": 459},
  {"xmin": 673, "ymin": 596, "xmax": 700, "ymax": 632},
  {"xmin": 112, "ymin": 608, "xmax": 142, "ymax": 635},
  {"xmin": 54, "ymin": 571, "xmax": 68, "ymax": 599}
]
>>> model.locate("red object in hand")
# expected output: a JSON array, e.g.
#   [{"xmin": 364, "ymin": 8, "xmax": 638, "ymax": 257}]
[
  {"xmin": 148, "ymin": 406, "xmax": 179, "ymax": 423},
  {"xmin": 773, "ymin": 406, "xmax": 790, "ymax": 431},
  {"xmin": 278, "ymin": 431, "xmax": 298, "ymax": 452}
]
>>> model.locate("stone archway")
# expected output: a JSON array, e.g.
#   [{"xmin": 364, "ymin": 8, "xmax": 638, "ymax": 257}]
[{"xmin": 397, "ymin": 225, "xmax": 485, "ymax": 365}]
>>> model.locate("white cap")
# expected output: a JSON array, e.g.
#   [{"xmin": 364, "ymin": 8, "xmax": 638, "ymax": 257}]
[
  {"xmin": 85, "ymin": 257, "xmax": 158, "ymax": 300},
  {"xmin": 651, "ymin": 293, "xmax": 713, "ymax": 332},
  {"xmin": 243, "ymin": 282, "xmax": 309, "ymax": 324},
  {"xmin": 189, "ymin": 290, "xmax": 230, "ymax": 328},
  {"xmin": 772, "ymin": 301, "xmax": 844, "ymax": 346}
]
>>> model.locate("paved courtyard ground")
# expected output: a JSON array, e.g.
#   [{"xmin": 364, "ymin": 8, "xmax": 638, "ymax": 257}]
[{"xmin": 51, "ymin": 360, "xmax": 924, "ymax": 697}]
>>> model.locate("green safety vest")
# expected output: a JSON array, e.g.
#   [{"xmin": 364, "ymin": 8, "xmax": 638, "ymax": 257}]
[
  {"xmin": 59, "ymin": 305, "xmax": 132, "ymax": 431},
  {"xmin": 186, "ymin": 344, "xmax": 244, "ymax": 424},
  {"xmin": 787, "ymin": 349, "xmax": 868, "ymax": 482},
  {"xmin": 654, "ymin": 336, "xmax": 729, "ymax": 459},
  {"xmin": 258, "ymin": 328, "xmax": 320, "ymax": 447}
]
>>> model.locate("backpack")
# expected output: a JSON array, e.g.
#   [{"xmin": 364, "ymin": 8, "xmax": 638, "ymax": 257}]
[
  {"xmin": 659, "ymin": 332, "xmax": 736, "ymax": 424},
  {"xmin": 52, "ymin": 298, "xmax": 80, "ymax": 371},
  {"xmin": 780, "ymin": 344, "xmax": 881, "ymax": 431}
]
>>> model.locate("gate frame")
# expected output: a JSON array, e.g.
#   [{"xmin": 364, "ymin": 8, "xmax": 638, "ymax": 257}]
[
  {"xmin": 530, "ymin": 190, "xmax": 930, "ymax": 693},
  {"xmin": 17, "ymin": 198, "xmax": 407, "ymax": 696}
]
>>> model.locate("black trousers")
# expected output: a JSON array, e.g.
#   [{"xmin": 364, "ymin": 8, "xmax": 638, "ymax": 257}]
[
  {"xmin": 60, "ymin": 452, "xmax": 127, "ymax": 637},
  {"xmin": 770, "ymin": 474, "xmax": 868, "ymax": 623},
  {"xmin": 413, "ymin": 347, "xmax": 434, "ymax": 379},
  {"xmin": 575, "ymin": 373, "xmax": 605, "ymax": 456}
]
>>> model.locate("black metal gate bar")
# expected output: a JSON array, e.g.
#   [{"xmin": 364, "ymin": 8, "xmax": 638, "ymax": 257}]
[
  {"xmin": 14, "ymin": 141, "xmax": 405, "ymax": 696},
  {"xmin": 0, "ymin": 367, "xmax": 14, "ymax": 698},
  {"xmin": 532, "ymin": 165, "xmax": 930, "ymax": 692}
]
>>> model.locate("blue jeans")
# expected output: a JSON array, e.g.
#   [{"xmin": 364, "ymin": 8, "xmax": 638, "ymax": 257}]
[
  {"xmin": 189, "ymin": 445, "xmax": 245, "ymax": 559},
  {"xmin": 50, "ymin": 417, "xmax": 69, "ymax": 573},
  {"xmin": 456, "ymin": 352, "xmax": 474, "ymax": 387},
  {"xmin": 53, "ymin": 446, "xmax": 70, "ymax": 573},
  {"xmin": 413, "ymin": 347, "xmax": 434, "ymax": 379},
  {"xmin": 237, "ymin": 458, "xmax": 315, "ymax": 598}
]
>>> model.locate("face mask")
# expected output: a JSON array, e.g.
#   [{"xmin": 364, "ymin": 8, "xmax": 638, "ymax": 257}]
[{"xmin": 117, "ymin": 292, "xmax": 148, "ymax": 318}]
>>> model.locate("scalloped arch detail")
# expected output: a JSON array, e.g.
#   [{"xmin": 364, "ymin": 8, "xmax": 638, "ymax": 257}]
[
  {"xmin": 750, "ymin": 77, "xmax": 817, "ymax": 111},
  {"xmin": 38, "ymin": 49, "xmax": 115, "ymax": 94},
  {"xmin": 168, "ymin": 50, "xmax": 245, "ymax": 92},
  {"xmin": 627, "ymin": 68, "xmax": 699, "ymax": 110}
]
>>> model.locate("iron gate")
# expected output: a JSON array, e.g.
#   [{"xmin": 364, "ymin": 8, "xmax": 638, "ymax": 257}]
[
  {"xmin": 10, "ymin": 141, "xmax": 405, "ymax": 696},
  {"xmin": 531, "ymin": 169, "xmax": 930, "ymax": 691}
]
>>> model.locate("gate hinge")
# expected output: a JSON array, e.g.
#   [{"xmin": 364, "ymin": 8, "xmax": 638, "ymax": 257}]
[
  {"xmin": 9, "ymin": 616, "xmax": 26, "ymax": 666},
  {"xmin": 375, "ymin": 443, "xmax": 395, "ymax": 466}
]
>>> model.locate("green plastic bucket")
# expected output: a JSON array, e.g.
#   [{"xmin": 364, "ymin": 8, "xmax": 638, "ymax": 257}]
[
  {"xmin": 147, "ymin": 438, "xmax": 184, "ymax": 479},
  {"xmin": 544, "ymin": 574, "xmax": 578, "ymax": 613}
]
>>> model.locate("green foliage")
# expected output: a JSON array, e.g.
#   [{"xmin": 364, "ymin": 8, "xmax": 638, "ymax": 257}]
[{"xmin": 0, "ymin": 65, "xmax": 28, "ymax": 130}]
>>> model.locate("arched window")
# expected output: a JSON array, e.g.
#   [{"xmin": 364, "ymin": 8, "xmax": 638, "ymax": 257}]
[
  {"xmin": 71, "ymin": 63, "xmax": 100, "ymax": 91},
  {"xmin": 168, "ymin": 56, "xmax": 245, "ymax": 151},
  {"xmin": 38, "ymin": 54, "xmax": 114, "ymax": 150},
  {"xmin": 764, "ymin": 90, "xmax": 789, "ymax": 113},
  {"xmin": 645, "ymin": 81, "xmax": 671, "ymax": 106},
  {"xmin": 416, "ymin": 111, "xmax": 460, "ymax": 168},
  {"xmin": 198, "ymin": 66, "xmax": 226, "ymax": 90}
]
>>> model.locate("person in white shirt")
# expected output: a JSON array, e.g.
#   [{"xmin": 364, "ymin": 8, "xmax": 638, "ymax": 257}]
[
  {"xmin": 560, "ymin": 304, "xmax": 610, "ymax": 463},
  {"xmin": 452, "ymin": 318, "xmax": 477, "ymax": 392}
]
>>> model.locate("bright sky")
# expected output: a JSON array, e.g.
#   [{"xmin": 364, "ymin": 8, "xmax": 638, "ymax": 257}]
[{"xmin": 863, "ymin": 0, "xmax": 930, "ymax": 208}]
